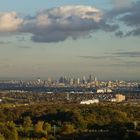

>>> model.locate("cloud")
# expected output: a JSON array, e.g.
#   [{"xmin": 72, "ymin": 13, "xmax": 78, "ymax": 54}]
[
  {"xmin": 112, "ymin": 51, "xmax": 140, "ymax": 58},
  {"xmin": 80, "ymin": 51, "xmax": 140, "ymax": 61},
  {"xmin": 110, "ymin": 61, "xmax": 140, "ymax": 68},
  {"xmin": 111, "ymin": 0, "xmax": 132, "ymax": 7},
  {"xmin": 20, "ymin": 5, "xmax": 104, "ymax": 42},
  {"xmin": 119, "ymin": 1, "xmax": 140, "ymax": 26},
  {"xmin": 79, "ymin": 56, "xmax": 111, "ymax": 60},
  {"xmin": 0, "ymin": 41, "xmax": 11, "ymax": 44},
  {"xmin": 0, "ymin": 2, "xmax": 140, "ymax": 42},
  {"xmin": 107, "ymin": 1, "xmax": 140, "ymax": 37},
  {"xmin": 18, "ymin": 45, "xmax": 31, "ymax": 49},
  {"xmin": 80, "ymin": 51, "xmax": 140, "ymax": 68},
  {"xmin": 115, "ymin": 31, "xmax": 124, "ymax": 37},
  {"xmin": 126, "ymin": 28, "xmax": 140, "ymax": 36},
  {"xmin": 0, "ymin": 6, "xmax": 123, "ymax": 43},
  {"xmin": 0, "ymin": 12, "xmax": 23, "ymax": 32}
]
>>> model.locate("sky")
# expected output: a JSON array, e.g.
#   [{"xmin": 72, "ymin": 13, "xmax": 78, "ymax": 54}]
[{"xmin": 0, "ymin": 0, "xmax": 140, "ymax": 80}]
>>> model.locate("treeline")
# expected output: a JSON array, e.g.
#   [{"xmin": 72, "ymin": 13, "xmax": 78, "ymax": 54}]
[{"xmin": 0, "ymin": 103, "xmax": 140, "ymax": 140}]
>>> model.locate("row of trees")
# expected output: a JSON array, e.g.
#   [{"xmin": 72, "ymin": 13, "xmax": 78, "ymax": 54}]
[{"xmin": 0, "ymin": 103, "xmax": 140, "ymax": 139}]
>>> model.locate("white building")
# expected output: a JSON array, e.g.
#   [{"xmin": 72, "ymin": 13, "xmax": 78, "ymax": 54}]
[
  {"xmin": 97, "ymin": 88, "xmax": 112, "ymax": 93},
  {"xmin": 109, "ymin": 98, "xmax": 116, "ymax": 102},
  {"xmin": 80, "ymin": 99, "xmax": 99, "ymax": 105}
]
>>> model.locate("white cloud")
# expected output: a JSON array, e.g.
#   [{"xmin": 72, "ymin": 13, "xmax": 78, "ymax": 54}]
[
  {"xmin": 0, "ymin": 6, "xmax": 120, "ymax": 43},
  {"xmin": 0, "ymin": 2, "xmax": 140, "ymax": 43},
  {"xmin": 21, "ymin": 5, "xmax": 103, "ymax": 42},
  {"xmin": 0, "ymin": 12, "xmax": 23, "ymax": 32}
]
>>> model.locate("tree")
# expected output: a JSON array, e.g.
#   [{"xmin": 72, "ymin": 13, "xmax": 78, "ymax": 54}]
[
  {"xmin": 61, "ymin": 123, "xmax": 76, "ymax": 135},
  {"xmin": 0, "ymin": 121, "xmax": 18, "ymax": 140},
  {"xmin": 23, "ymin": 116, "xmax": 32, "ymax": 128},
  {"xmin": 71, "ymin": 110, "xmax": 86, "ymax": 129},
  {"xmin": 0, "ymin": 111, "xmax": 6, "ymax": 122},
  {"xmin": 0, "ymin": 134, "xmax": 4, "ymax": 140},
  {"xmin": 43, "ymin": 122, "xmax": 52, "ymax": 133},
  {"xmin": 35, "ymin": 121, "xmax": 44, "ymax": 133}
]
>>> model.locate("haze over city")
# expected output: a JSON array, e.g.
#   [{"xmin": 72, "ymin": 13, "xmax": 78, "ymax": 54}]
[{"xmin": 0, "ymin": 0, "xmax": 140, "ymax": 80}]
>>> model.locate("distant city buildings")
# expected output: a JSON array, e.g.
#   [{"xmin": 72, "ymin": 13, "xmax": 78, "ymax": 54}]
[{"xmin": 0, "ymin": 75, "xmax": 140, "ymax": 94}]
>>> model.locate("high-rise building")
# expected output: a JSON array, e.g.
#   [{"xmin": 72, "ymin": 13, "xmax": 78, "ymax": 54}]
[
  {"xmin": 47, "ymin": 77, "xmax": 52, "ymax": 84},
  {"xmin": 70, "ymin": 78, "xmax": 74, "ymax": 85},
  {"xmin": 77, "ymin": 78, "xmax": 80, "ymax": 85},
  {"xmin": 94, "ymin": 77, "xmax": 97, "ymax": 82},
  {"xmin": 37, "ymin": 77, "xmax": 41, "ymax": 84},
  {"xmin": 88, "ymin": 74, "xmax": 92, "ymax": 83},
  {"xmin": 82, "ymin": 76, "xmax": 86, "ymax": 84},
  {"xmin": 107, "ymin": 81, "xmax": 112, "ymax": 87}
]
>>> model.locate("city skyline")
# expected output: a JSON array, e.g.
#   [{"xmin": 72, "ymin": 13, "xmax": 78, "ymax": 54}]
[{"xmin": 0, "ymin": 0, "xmax": 140, "ymax": 80}]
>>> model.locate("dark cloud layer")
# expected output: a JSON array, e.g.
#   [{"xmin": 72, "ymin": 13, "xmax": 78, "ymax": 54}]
[
  {"xmin": 79, "ymin": 56, "xmax": 112, "ymax": 60},
  {"xmin": 80, "ymin": 51, "xmax": 140, "ymax": 60},
  {"xmin": 112, "ymin": 51, "xmax": 140, "ymax": 57},
  {"xmin": 80, "ymin": 50, "xmax": 140, "ymax": 68},
  {"xmin": 110, "ymin": 61, "xmax": 140, "ymax": 68}
]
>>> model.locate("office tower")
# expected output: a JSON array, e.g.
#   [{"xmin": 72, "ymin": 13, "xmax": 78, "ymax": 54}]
[
  {"xmin": 82, "ymin": 76, "xmax": 86, "ymax": 84},
  {"xmin": 70, "ymin": 78, "xmax": 74, "ymax": 85},
  {"xmin": 37, "ymin": 77, "xmax": 41, "ymax": 84}
]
